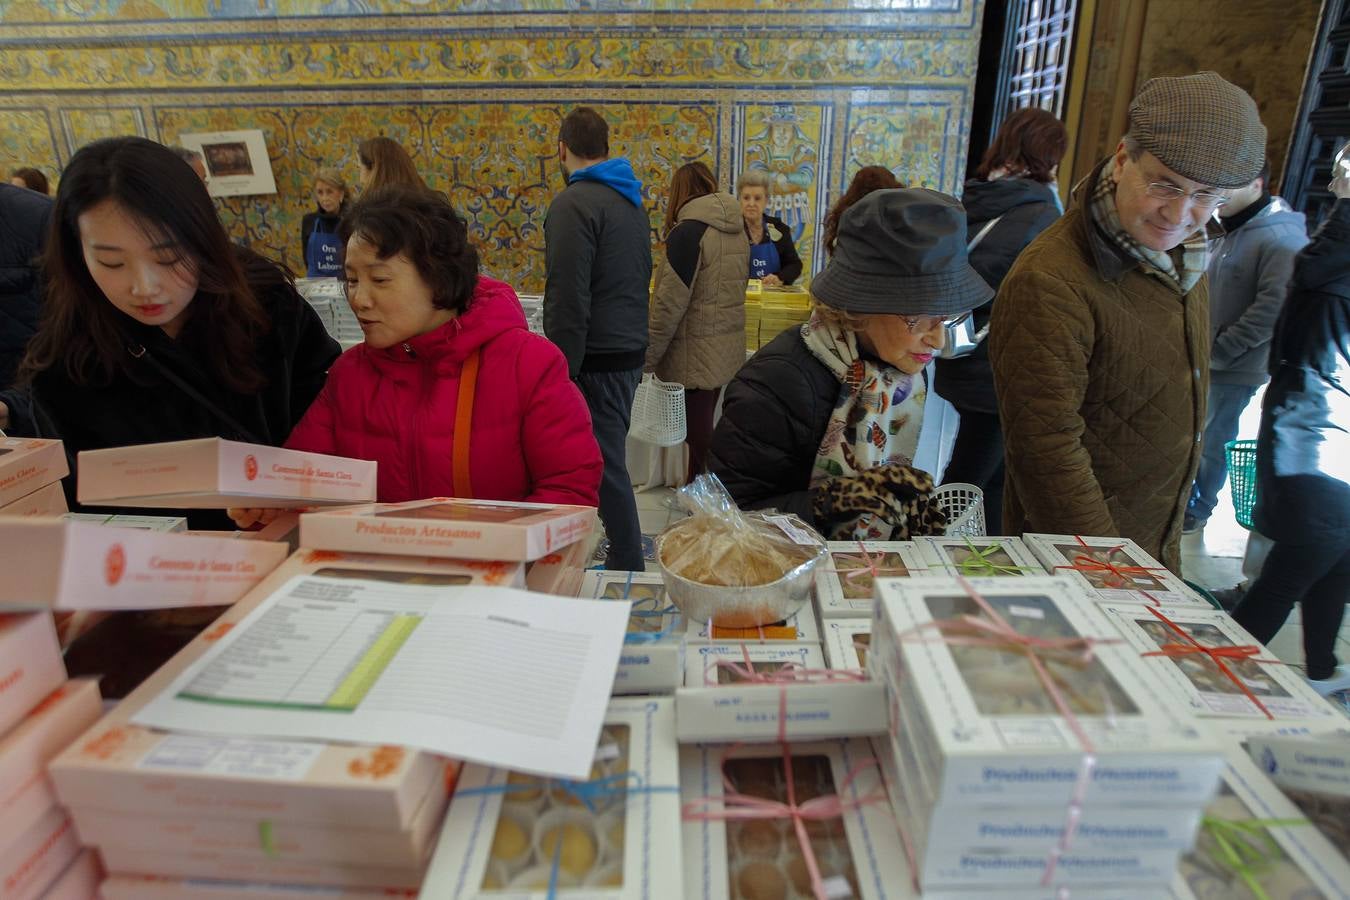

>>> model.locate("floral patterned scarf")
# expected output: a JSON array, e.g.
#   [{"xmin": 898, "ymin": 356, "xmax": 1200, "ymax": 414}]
[{"xmin": 801, "ymin": 311, "xmax": 926, "ymax": 539}]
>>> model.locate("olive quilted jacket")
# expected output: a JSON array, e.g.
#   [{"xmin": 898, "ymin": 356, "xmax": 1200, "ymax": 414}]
[{"xmin": 989, "ymin": 162, "xmax": 1210, "ymax": 573}]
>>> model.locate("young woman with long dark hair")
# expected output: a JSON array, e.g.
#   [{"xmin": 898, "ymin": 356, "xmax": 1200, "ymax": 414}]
[{"xmin": 0, "ymin": 137, "xmax": 339, "ymax": 527}]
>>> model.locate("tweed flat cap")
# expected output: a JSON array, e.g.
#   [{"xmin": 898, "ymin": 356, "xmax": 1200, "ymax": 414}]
[{"xmin": 1128, "ymin": 71, "xmax": 1266, "ymax": 188}]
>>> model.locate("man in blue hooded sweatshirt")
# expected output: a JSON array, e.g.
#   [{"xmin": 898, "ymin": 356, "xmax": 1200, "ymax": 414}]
[{"xmin": 544, "ymin": 106, "xmax": 653, "ymax": 570}]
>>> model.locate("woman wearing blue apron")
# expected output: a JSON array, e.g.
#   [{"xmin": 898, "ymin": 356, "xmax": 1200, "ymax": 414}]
[
  {"xmin": 737, "ymin": 168, "xmax": 803, "ymax": 286},
  {"xmin": 300, "ymin": 167, "xmax": 348, "ymax": 277}
]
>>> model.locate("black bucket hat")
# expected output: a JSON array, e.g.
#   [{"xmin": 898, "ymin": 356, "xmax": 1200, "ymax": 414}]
[{"xmin": 810, "ymin": 187, "xmax": 993, "ymax": 316}]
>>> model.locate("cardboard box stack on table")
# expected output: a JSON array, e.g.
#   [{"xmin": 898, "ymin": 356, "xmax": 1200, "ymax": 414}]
[
  {"xmin": 0, "ymin": 438, "xmax": 69, "ymax": 518},
  {"xmin": 48, "ymin": 549, "xmax": 523, "ymax": 894},
  {"xmin": 580, "ymin": 570, "xmax": 685, "ymax": 695},
  {"xmin": 0, "ymin": 613, "xmax": 106, "ymax": 899},
  {"xmin": 869, "ymin": 575, "xmax": 1228, "ymax": 894}
]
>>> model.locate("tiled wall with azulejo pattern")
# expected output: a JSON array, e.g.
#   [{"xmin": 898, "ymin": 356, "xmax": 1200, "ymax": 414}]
[{"xmin": 0, "ymin": 0, "xmax": 984, "ymax": 292}]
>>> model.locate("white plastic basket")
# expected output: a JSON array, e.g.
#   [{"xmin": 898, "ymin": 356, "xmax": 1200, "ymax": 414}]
[
  {"xmin": 628, "ymin": 374, "xmax": 687, "ymax": 447},
  {"xmin": 934, "ymin": 482, "xmax": 986, "ymax": 537}
]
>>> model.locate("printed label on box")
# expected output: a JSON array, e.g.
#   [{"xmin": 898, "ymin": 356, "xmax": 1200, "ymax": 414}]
[{"xmin": 139, "ymin": 735, "xmax": 323, "ymax": 781}]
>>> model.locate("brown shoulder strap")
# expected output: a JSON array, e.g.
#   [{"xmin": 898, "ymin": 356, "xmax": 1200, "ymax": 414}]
[{"xmin": 452, "ymin": 348, "xmax": 482, "ymax": 498}]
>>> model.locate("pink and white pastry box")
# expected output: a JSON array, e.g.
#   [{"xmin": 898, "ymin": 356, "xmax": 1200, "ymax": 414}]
[
  {"xmin": 0, "ymin": 438, "xmax": 67, "ymax": 511},
  {"xmin": 49, "ymin": 549, "xmax": 511, "ymax": 831},
  {"xmin": 0, "ymin": 806, "xmax": 80, "ymax": 900},
  {"xmin": 0, "ymin": 482, "xmax": 67, "ymax": 519},
  {"xmin": 72, "ymin": 764, "xmax": 451, "ymax": 867},
  {"xmin": 33, "ymin": 849, "xmax": 100, "ymax": 900},
  {"xmin": 0, "ymin": 680, "xmax": 102, "ymax": 826},
  {"xmin": 95, "ymin": 845, "xmax": 425, "ymax": 890},
  {"xmin": 0, "ymin": 614, "xmax": 66, "ymax": 736},
  {"xmin": 524, "ymin": 519, "xmax": 598, "ymax": 596},
  {"xmin": 77, "ymin": 438, "xmax": 377, "ymax": 509},
  {"xmin": 101, "ymin": 875, "xmax": 417, "ymax": 899},
  {"xmin": 0, "ymin": 518, "xmax": 288, "ymax": 611},
  {"xmin": 300, "ymin": 497, "xmax": 597, "ymax": 562}
]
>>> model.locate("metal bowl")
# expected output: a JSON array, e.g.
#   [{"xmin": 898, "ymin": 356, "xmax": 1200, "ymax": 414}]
[{"xmin": 654, "ymin": 522, "xmax": 827, "ymax": 627}]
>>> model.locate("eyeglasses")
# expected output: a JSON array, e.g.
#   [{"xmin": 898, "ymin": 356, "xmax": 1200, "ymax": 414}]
[
  {"xmin": 1141, "ymin": 181, "xmax": 1230, "ymax": 209},
  {"xmin": 903, "ymin": 312, "xmax": 970, "ymax": 334}
]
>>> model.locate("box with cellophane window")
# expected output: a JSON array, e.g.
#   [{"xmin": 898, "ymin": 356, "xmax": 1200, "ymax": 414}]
[
  {"xmin": 823, "ymin": 618, "xmax": 873, "ymax": 670},
  {"xmin": 1099, "ymin": 602, "xmax": 1342, "ymax": 723},
  {"xmin": 813, "ymin": 540, "xmax": 934, "ymax": 619},
  {"xmin": 580, "ymin": 570, "xmax": 684, "ymax": 695},
  {"xmin": 915, "ymin": 535, "xmax": 1045, "ymax": 578},
  {"xmin": 300, "ymin": 497, "xmax": 596, "ymax": 562},
  {"xmin": 418, "ymin": 696, "xmax": 682, "ymax": 898},
  {"xmin": 1021, "ymin": 533, "xmax": 1209, "ymax": 606},
  {"xmin": 1243, "ymin": 730, "xmax": 1350, "ymax": 854}
]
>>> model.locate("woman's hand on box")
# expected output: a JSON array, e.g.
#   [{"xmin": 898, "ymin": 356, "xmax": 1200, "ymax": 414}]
[{"xmin": 227, "ymin": 507, "xmax": 283, "ymax": 530}]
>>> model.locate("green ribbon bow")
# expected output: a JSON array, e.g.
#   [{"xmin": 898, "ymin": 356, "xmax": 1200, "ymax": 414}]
[
  {"xmin": 1199, "ymin": 814, "xmax": 1310, "ymax": 900},
  {"xmin": 956, "ymin": 537, "xmax": 1036, "ymax": 577}
]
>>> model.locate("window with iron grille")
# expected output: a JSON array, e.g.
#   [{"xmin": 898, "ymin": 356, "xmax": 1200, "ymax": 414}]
[{"xmin": 996, "ymin": 0, "xmax": 1077, "ymax": 126}]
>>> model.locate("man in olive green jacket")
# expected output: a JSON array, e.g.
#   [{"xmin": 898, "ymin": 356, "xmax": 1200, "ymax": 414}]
[{"xmin": 989, "ymin": 72, "xmax": 1266, "ymax": 572}]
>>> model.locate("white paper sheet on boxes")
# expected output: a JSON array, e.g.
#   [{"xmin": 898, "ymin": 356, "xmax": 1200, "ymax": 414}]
[{"xmin": 133, "ymin": 575, "xmax": 629, "ymax": 780}]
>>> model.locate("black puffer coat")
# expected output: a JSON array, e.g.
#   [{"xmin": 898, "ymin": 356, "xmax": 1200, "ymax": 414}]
[
  {"xmin": 707, "ymin": 326, "xmax": 837, "ymax": 521},
  {"xmin": 935, "ymin": 177, "xmax": 1060, "ymax": 414},
  {"xmin": 1252, "ymin": 198, "xmax": 1350, "ymax": 543},
  {"xmin": 0, "ymin": 184, "xmax": 52, "ymax": 389}
]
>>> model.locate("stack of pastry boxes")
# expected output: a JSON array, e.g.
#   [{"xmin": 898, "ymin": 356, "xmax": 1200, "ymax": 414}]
[
  {"xmin": 48, "ymin": 549, "xmax": 524, "ymax": 895},
  {"xmin": 868, "ymin": 570, "xmax": 1229, "ymax": 894},
  {"xmin": 814, "ymin": 540, "xmax": 937, "ymax": 674},
  {"xmin": 0, "ymin": 437, "xmax": 69, "ymax": 518},
  {"xmin": 0, "ymin": 613, "xmax": 105, "ymax": 898}
]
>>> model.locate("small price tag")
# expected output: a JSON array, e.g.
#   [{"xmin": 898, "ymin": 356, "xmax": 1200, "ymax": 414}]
[
  {"xmin": 595, "ymin": 742, "xmax": 621, "ymax": 762},
  {"xmin": 1007, "ymin": 604, "xmax": 1045, "ymax": 620},
  {"xmin": 764, "ymin": 514, "xmax": 819, "ymax": 546}
]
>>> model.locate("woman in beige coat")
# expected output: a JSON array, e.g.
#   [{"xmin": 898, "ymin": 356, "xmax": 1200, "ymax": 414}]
[{"xmin": 646, "ymin": 162, "xmax": 751, "ymax": 482}]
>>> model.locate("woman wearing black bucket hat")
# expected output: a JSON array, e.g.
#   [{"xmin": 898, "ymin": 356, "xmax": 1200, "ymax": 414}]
[{"xmin": 708, "ymin": 187, "xmax": 993, "ymax": 541}]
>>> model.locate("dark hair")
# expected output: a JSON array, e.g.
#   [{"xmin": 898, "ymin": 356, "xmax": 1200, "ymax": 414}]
[
  {"xmin": 168, "ymin": 146, "xmax": 202, "ymax": 166},
  {"xmin": 20, "ymin": 137, "xmax": 269, "ymax": 392},
  {"xmin": 357, "ymin": 137, "xmax": 425, "ymax": 193},
  {"xmin": 10, "ymin": 167, "xmax": 49, "ymax": 194},
  {"xmin": 339, "ymin": 186, "xmax": 479, "ymax": 315},
  {"xmin": 976, "ymin": 107, "xmax": 1069, "ymax": 183},
  {"xmin": 822, "ymin": 166, "xmax": 902, "ymax": 256},
  {"xmin": 663, "ymin": 162, "xmax": 717, "ymax": 237},
  {"xmin": 558, "ymin": 107, "xmax": 609, "ymax": 160}
]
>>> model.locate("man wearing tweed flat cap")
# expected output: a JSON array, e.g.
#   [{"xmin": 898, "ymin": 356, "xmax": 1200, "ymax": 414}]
[{"xmin": 990, "ymin": 72, "xmax": 1267, "ymax": 573}]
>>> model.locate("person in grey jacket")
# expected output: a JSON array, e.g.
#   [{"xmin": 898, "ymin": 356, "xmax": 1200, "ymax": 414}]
[
  {"xmin": 1184, "ymin": 160, "xmax": 1309, "ymax": 533},
  {"xmin": 544, "ymin": 106, "xmax": 653, "ymax": 570}
]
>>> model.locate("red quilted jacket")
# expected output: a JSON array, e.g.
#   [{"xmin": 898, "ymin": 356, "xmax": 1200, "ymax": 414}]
[{"xmin": 285, "ymin": 276, "xmax": 602, "ymax": 507}]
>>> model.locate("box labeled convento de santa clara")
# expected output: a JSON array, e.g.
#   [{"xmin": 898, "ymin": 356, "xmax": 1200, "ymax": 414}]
[
  {"xmin": 49, "ymin": 548, "xmax": 516, "ymax": 831},
  {"xmin": 76, "ymin": 437, "xmax": 377, "ymax": 508},
  {"xmin": 0, "ymin": 613, "xmax": 66, "ymax": 736},
  {"xmin": 0, "ymin": 480, "xmax": 68, "ymax": 518},
  {"xmin": 0, "ymin": 679, "xmax": 102, "ymax": 826},
  {"xmin": 1021, "ymin": 533, "xmax": 1209, "ymax": 606},
  {"xmin": 300, "ymin": 497, "xmax": 596, "ymax": 562},
  {"xmin": 870, "ymin": 576, "xmax": 1225, "ymax": 807},
  {"xmin": 580, "ymin": 571, "xmax": 684, "ymax": 695},
  {"xmin": 1099, "ymin": 602, "xmax": 1342, "ymax": 722},
  {"xmin": 676, "ymin": 643, "xmax": 886, "ymax": 742},
  {"xmin": 0, "ymin": 518, "xmax": 288, "ymax": 611},
  {"xmin": 419, "ymin": 696, "xmax": 682, "ymax": 898},
  {"xmin": 0, "ymin": 437, "xmax": 67, "ymax": 511}
]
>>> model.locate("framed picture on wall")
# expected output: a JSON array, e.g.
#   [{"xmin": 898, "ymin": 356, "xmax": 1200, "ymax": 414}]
[{"xmin": 177, "ymin": 128, "xmax": 277, "ymax": 198}]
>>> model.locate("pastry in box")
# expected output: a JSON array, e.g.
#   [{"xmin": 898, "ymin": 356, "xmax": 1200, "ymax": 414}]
[
  {"xmin": 916, "ymin": 535, "xmax": 1044, "ymax": 577},
  {"xmin": 679, "ymin": 739, "xmax": 909, "ymax": 899},
  {"xmin": 1171, "ymin": 748, "xmax": 1350, "ymax": 900},
  {"xmin": 0, "ymin": 613, "xmax": 66, "ymax": 735},
  {"xmin": 0, "ymin": 481, "xmax": 67, "ymax": 518},
  {"xmin": 871, "ymin": 576, "xmax": 1225, "ymax": 807},
  {"xmin": 814, "ymin": 541, "xmax": 933, "ymax": 618},
  {"xmin": 677, "ymin": 643, "xmax": 885, "ymax": 742},
  {"xmin": 49, "ymin": 550, "xmax": 512, "ymax": 831},
  {"xmin": 823, "ymin": 618, "xmax": 873, "ymax": 670},
  {"xmin": 419, "ymin": 697, "xmax": 682, "ymax": 898},
  {"xmin": 0, "ymin": 518, "xmax": 288, "ymax": 611},
  {"xmin": 76, "ymin": 437, "xmax": 376, "ymax": 508},
  {"xmin": 580, "ymin": 571, "xmax": 684, "ymax": 695},
  {"xmin": 1022, "ymin": 533, "xmax": 1208, "ymax": 606},
  {"xmin": 300, "ymin": 498, "xmax": 596, "ymax": 562},
  {"xmin": 0, "ymin": 437, "xmax": 67, "ymax": 510},
  {"xmin": 1100, "ymin": 603, "xmax": 1341, "ymax": 721}
]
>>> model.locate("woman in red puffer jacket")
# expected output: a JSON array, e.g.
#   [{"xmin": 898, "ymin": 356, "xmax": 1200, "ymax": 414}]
[{"xmin": 232, "ymin": 187, "xmax": 601, "ymax": 526}]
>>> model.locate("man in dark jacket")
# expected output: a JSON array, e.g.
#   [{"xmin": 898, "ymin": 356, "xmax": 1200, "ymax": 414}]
[
  {"xmin": 0, "ymin": 183, "xmax": 52, "ymax": 393},
  {"xmin": 1231, "ymin": 167, "xmax": 1350, "ymax": 697},
  {"xmin": 544, "ymin": 107, "xmax": 652, "ymax": 570},
  {"xmin": 1184, "ymin": 160, "xmax": 1308, "ymax": 534}
]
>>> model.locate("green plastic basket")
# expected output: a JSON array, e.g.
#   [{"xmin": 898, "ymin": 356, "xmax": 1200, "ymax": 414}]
[{"xmin": 1225, "ymin": 439, "xmax": 1258, "ymax": 531}]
